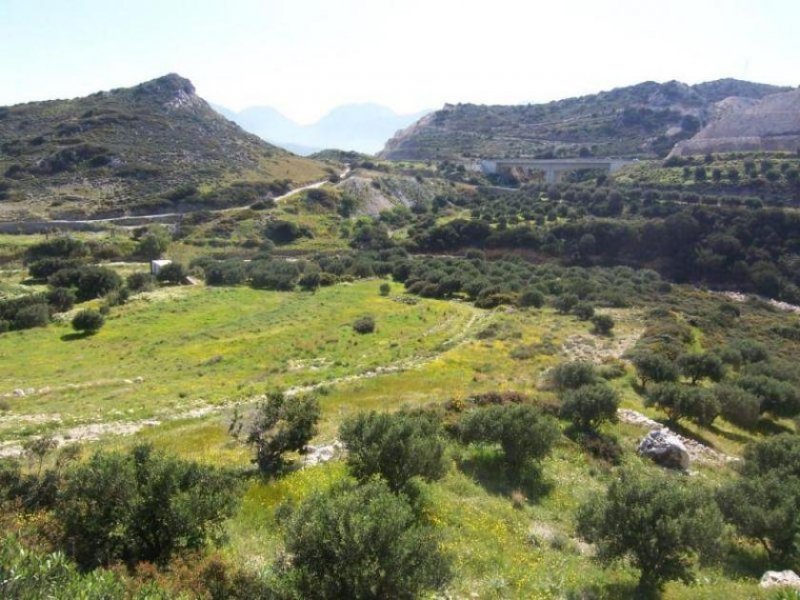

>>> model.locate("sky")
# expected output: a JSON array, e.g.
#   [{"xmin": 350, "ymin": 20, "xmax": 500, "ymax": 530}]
[{"xmin": 1, "ymin": 0, "xmax": 798, "ymax": 124}]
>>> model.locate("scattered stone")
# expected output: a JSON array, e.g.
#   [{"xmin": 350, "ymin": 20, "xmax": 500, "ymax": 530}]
[
  {"xmin": 637, "ymin": 429, "xmax": 691, "ymax": 470},
  {"xmin": 133, "ymin": 376, "xmax": 144, "ymax": 383},
  {"xmin": 760, "ymin": 570, "xmax": 800, "ymax": 589},
  {"xmin": 13, "ymin": 389, "xmax": 25, "ymax": 397},
  {"xmin": 303, "ymin": 441, "xmax": 344, "ymax": 467}
]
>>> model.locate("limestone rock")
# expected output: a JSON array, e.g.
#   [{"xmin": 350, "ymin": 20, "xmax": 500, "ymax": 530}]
[
  {"xmin": 637, "ymin": 429, "xmax": 690, "ymax": 470},
  {"xmin": 760, "ymin": 570, "xmax": 800, "ymax": 589}
]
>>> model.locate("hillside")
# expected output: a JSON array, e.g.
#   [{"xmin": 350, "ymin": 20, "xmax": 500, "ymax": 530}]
[
  {"xmin": 671, "ymin": 87, "xmax": 800, "ymax": 156},
  {"xmin": 0, "ymin": 74, "xmax": 330, "ymax": 220},
  {"xmin": 219, "ymin": 102, "xmax": 430, "ymax": 155},
  {"xmin": 380, "ymin": 79, "xmax": 790, "ymax": 161}
]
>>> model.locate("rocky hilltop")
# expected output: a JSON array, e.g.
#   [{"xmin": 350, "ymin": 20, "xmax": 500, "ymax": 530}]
[
  {"xmin": 380, "ymin": 79, "xmax": 790, "ymax": 161},
  {"xmin": 0, "ymin": 74, "xmax": 329, "ymax": 219}
]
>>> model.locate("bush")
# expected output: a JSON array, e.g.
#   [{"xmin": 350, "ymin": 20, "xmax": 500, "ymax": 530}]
[
  {"xmin": 71, "ymin": 309, "xmax": 105, "ymax": 334},
  {"xmin": 339, "ymin": 410, "xmax": 447, "ymax": 492},
  {"xmin": 204, "ymin": 261, "xmax": 246, "ymax": 286},
  {"xmin": 263, "ymin": 220, "xmax": 311, "ymax": 245},
  {"xmin": 297, "ymin": 267, "xmax": 321, "ymax": 292},
  {"xmin": 277, "ymin": 479, "xmax": 450, "ymax": 599},
  {"xmin": 28, "ymin": 257, "xmax": 84, "ymax": 279},
  {"xmin": 126, "ymin": 271, "xmax": 156, "ymax": 292},
  {"xmin": 645, "ymin": 383, "xmax": 720, "ymax": 426},
  {"xmin": 577, "ymin": 467, "xmax": 723, "ymax": 593},
  {"xmin": 155, "ymin": 262, "xmax": 186, "ymax": 285},
  {"xmin": 737, "ymin": 375, "xmax": 800, "ymax": 418},
  {"xmin": 718, "ymin": 435, "xmax": 800, "ymax": 564},
  {"xmin": 591, "ymin": 314, "xmax": 615, "ymax": 335},
  {"xmin": 50, "ymin": 266, "xmax": 122, "ymax": 302},
  {"xmin": 353, "ymin": 315, "xmax": 376, "ymax": 334},
  {"xmin": 13, "ymin": 304, "xmax": 50, "ymax": 330},
  {"xmin": 560, "ymin": 383, "xmax": 620, "ymax": 431},
  {"xmin": 136, "ymin": 229, "xmax": 170, "ymax": 260},
  {"xmin": 379, "ymin": 282, "xmax": 391, "ymax": 296},
  {"xmin": 458, "ymin": 404, "xmax": 559, "ymax": 480},
  {"xmin": 519, "ymin": 287, "xmax": 544, "ymax": 308},
  {"xmin": 238, "ymin": 392, "xmax": 320, "ymax": 475},
  {"xmin": 573, "ymin": 302, "xmax": 595, "ymax": 321},
  {"xmin": 249, "ymin": 260, "xmax": 300, "ymax": 291},
  {"xmin": 46, "ymin": 287, "xmax": 76, "ymax": 313},
  {"xmin": 550, "ymin": 361, "xmax": 598, "ymax": 391},
  {"xmin": 678, "ymin": 352, "xmax": 724, "ymax": 384},
  {"xmin": 56, "ymin": 445, "xmax": 238, "ymax": 569},
  {"xmin": 716, "ymin": 384, "xmax": 761, "ymax": 429},
  {"xmin": 553, "ymin": 293, "xmax": 579, "ymax": 314},
  {"xmin": 631, "ymin": 351, "xmax": 679, "ymax": 388}
]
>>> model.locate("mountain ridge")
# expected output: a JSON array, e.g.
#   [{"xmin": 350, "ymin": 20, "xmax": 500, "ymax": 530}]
[{"xmin": 379, "ymin": 78, "xmax": 793, "ymax": 160}]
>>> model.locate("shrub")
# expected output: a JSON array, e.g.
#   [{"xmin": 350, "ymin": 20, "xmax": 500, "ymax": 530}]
[
  {"xmin": 716, "ymin": 384, "xmax": 761, "ymax": 429},
  {"xmin": 277, "ymin": 479, "xmax": 450, "ymax": 599},
  {"xmin": 297, "ymin": 267, "xmax": 321, "ymax": 292},
  {"xmin": 28, "ymin": 257, "xmax": 84, "ymax": 279},
  {"xmin": 249, "ymin": 260, "xmax": 299, "ymax": 291},
  {"xmin": 577, "ymin": 467, "xmax": 723, "ymax": 593},
  {"xmin": 379, "ymin": 282, "xmax": 391, "ymax": 296},
  {"xmin": 204, "ymin": 261, "xmax": 246, "ymax": 286},
  {"xmin": 458, "ymin": 404, "xmax": 559, "ymax": 480},
  {"xmin": 553, "ymin": 293, "xmax": 579, "ymax": 314},
  {"xmin": 136, "ymin": 229, "xmax": 170, "ymax": 260},
  {"xmin": 631, "ymin": 351, "xmax": 679, "ymax": 388},
  {"xmin": 678, "ymin": 352, "xmax": 724, "ymax": 384},
  {"xmin": 263, "ymin": 220, "xmax": 311, "ymax": 245},
  {"xmin": 339, "ymin": 410, "xmax": 447, "ymax": 492},
  {"xmin": 155, "ymin": 262, "xmax": 186, "ymax": 284},
  {"xmin": 560, "ymin": 383, "xmax": 620, "ymax": 431},
  {"xmin": 573, "ymin": 302, "xmax": 595, "ymax": 321},
  {"xmin": 591, "ymin": 314, "xmax": 615, "ymax": 335},
  {"xmin": 718, "ymin": 435, "xmax": 800, "ymax": 564},
  {"xmin": 71, "ymin": 309, "xmax": 104, "ymax": 334},
  {"xmin": 645, "ymin": 383, "xmax": 720, "ymax": 426},
  {"xmin": 738, "ymin": 375, "xmax": 800, "ymax": 418},
  {"xmin": 56, "ymin": 445, "xmax": 238, "ymax": 569},
  {"xmin": 46, "ymin": 287, "xmax": 76, "ymax": 313},
  {"xmin": 126, "ymin": 271, "xmax": 156, "ymax": 292},
  {"xmin": 238, "ymin": 392, "xmax": 320, "ymax": 475},
  {"xmin": 550, "ymin": 361, "xmax": 598, "ymax": 391},
  {"xmin": 12, "ymin": 304, "xmax": 50, "ymax": 330},
  {"xmin": 519, "ymin": 287, "xmax": 544, "ymax": 308},
  {"xmin": 52, "ymin": 266, "xmax": 122, "ymax": 301},
  {"xmin": 353, "ymin": 315, "xmax": 376, "ymax": 334}
]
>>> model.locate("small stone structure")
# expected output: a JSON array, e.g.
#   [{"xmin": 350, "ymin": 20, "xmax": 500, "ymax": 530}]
[{"xmin": 150, "ymin": 259, "xmax": 172, "ymax": 276}]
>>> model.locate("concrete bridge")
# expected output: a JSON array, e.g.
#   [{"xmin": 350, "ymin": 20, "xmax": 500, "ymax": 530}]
[{"xmin": 480, "ymin": 158, "xmax": 634, "ymax": 184}]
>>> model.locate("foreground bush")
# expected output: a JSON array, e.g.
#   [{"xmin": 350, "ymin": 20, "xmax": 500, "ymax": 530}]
[
  {"xmin": 56, "ymin": 444, "xmax": 238, "ymax": 570},
  {"xmin": 340, "ymin": 410, "xmax": 447, "ymax": 492},
  {"xmin": 458, "ymin": 404, "xmax": 559, "ymax": 480},
  {"xmin": 578, "ymin": 468, "xmax": 723, "ymax": 594},
  {"xmin": 277, "ymin": 479, "xmax": 450, "ymax": 599},
  {"xmin": 0, "ymin": 535, "xmax": 168, "ymax": 600},
  {"xmin": 550, "ymin": 361, "xmax": 598, "ymax": 391},
  {"xmin": 718, "ymin": 434, "xmax": 800, "ymax": 565}
]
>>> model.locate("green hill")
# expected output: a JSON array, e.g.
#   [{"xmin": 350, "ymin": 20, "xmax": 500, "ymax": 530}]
[{"xmin": 0, "ymin": 74, "xmax": 331, "ymax": 220}]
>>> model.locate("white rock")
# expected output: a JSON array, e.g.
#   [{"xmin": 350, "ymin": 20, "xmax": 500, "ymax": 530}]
[
  {"xmin": 760, "ymin": 570, "xmax": 800, "ymax": 589},
  {"xmin": 637, "ymin": 428, "xmax": 691, "ymax": 470}
]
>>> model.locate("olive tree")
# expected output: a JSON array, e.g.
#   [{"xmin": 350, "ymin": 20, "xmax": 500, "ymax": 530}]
[{"xmin": 578, "ymin": 468, "xmax": 723, "ymax": 594}]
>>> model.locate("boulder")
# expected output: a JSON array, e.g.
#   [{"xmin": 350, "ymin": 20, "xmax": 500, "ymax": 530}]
[
  {"xmin": 760, "ymin": 570, "xmax": 800, "ymax": 589},
  {"xmin": 637, "ymin": 429, "xmax": 690, "ymax": 470}
]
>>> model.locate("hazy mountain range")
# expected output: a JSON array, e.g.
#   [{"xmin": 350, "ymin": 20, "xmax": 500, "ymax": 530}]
[{"xmin": 213, "ymin": 103, "xmax": 430, "ymax": 155}]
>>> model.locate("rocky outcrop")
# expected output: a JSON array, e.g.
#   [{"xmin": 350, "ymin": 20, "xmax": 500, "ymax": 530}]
[
  {"xmin": 637, "ymin": 429, "xmax": 691, "ymax": 470},
  {"xmin": 671, "ymin": 88, "xmax": 800, "ymax": 156},
  {"xmin": 760, "ymin": 570, "xmax": 800, "ymax": 589}
]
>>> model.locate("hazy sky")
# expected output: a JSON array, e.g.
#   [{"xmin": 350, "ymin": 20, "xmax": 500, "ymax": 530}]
[{"xmin": 1, "ymin": 0, "xmax": 798, "ymax": 123}]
